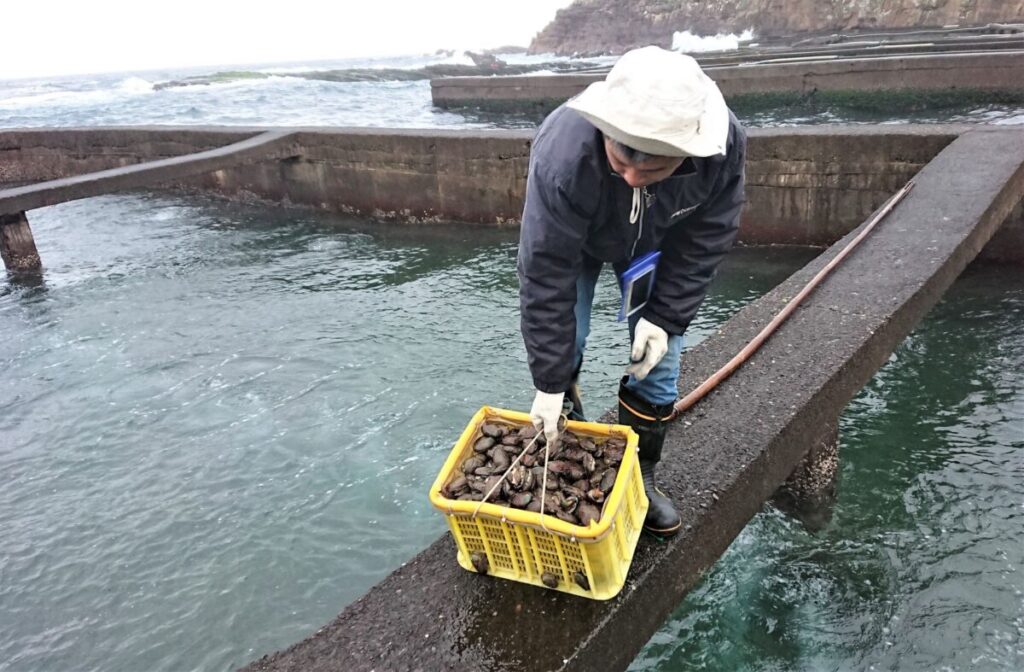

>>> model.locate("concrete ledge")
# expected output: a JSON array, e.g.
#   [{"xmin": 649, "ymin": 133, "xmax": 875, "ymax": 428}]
[
  {"xmin": 0, "ymin": 127, "xmax": 261, "ymax": 184},
  {"xmin": 715, "ymin": 50, "xmax": 1024, "ymax": 95},
  {"xmin": 242, "ymin": 129, "xmax": 1024, "ymax": 671},
  {"xmin": 0, "ymin": 131, "xmax": 299, "ymax": 215},
  {"xmin": 684, "ymin": 35, "xmax": 1024, "ymax": 68},
  {"xmin": 431, "ymin": 51, "xmax": 1024, "ymax": 109}
]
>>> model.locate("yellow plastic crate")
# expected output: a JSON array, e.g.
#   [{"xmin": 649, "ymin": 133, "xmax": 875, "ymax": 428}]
[{"xmin": 428, "ymin": 406, "xmax": 648, "ymax": 600}]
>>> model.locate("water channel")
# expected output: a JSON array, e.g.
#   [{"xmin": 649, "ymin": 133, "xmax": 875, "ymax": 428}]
[{"xmin": 1, "ymin": 192, "xmax": 1020, "ymax": 670}]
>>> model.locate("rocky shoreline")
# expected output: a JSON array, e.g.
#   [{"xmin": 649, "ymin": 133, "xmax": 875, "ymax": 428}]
[{"xmin": 528, "ymin": 0, "xmax": 1024, "ymax": 55}]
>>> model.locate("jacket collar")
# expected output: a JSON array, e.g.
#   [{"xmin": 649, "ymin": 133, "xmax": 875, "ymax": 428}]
[{"xmin": 671, "ymin": 157, "xmax": 697, "ymax": 177}]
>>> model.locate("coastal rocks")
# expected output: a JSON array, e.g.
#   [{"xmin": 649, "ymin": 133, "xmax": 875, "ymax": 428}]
[{"xmin": 528, "ymin": 0, "xmax": 1024, "ymax": 55}]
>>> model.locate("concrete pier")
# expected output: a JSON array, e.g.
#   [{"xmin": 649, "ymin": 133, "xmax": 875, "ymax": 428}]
[
  {"xmin": 241, "ymin": 130, "xmax": 1024, "ymax": 671},
  {"xmin": 0, "ymin": 211, "xmax": 41, "ymax": 275},
  {"xmin": 431, "ymin": 50, "xmax": 1024, "ymax": 112},
  {"xmin": 0, "ymin": 131, "xmax": 298, "ymax": 273},
  {"xmin": 0, "ymin": 130, "xmax": 298, "ymax": 216},
  {"xmin": 771, "ymin": 423, "xmax": 840, "ymax": 531},
  {"xmin": 670, "ymin": 33, "xmax": 1024, "ymax": 68}
]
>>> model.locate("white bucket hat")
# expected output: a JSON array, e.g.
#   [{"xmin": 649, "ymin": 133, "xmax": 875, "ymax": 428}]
[{"xmin": 567, "ymin": 46, "xmax": 730, "ymax": 158}]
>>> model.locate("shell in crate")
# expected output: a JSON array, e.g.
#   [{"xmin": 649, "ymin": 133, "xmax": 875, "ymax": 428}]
[{"xmin": 428, "ymin": 406, "xmax": 648, "ymax": 600}]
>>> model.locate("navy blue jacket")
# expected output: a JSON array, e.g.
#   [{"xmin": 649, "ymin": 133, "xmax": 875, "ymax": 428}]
[{"xmin": 517, "ymin": 105, "xmax": 747, "ymax": 394}]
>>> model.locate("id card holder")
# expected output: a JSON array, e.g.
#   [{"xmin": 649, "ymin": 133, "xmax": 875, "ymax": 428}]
[{"xmin": 618, "ymin": 251, "xmax": 661, "ymax": 321}]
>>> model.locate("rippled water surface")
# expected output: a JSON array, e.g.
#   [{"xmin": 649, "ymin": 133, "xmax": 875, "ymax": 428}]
[
  {"xmin": 2, "ymin": 194, "xmax": 1021, "ymax": 671},
  {"xmin": 632, "ymin": 265, "xmax": 1024, "ymax": 671},
  {"xmin": 1, "ymin": 52, "xmax": 1022, "ymax": 130},
  {"xmin": 3, "ymin": 45, "xmax": 1022, "ymax": 672},
  {"xmin": 0, "ymin": 193, "xmax": 813, "ymax": 671}
]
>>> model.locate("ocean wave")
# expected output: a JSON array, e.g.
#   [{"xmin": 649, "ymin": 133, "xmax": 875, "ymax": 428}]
[
  {"xmin": 0, "ymin": 77, "xmax": 153, "ymax": 110},
  {"xmin": 673, "ymin": 29, "xmax": 757, "ymax": 53},
  {"xmin": 117, "ymin": 76, "xmax": 155, "ymax": 93},
  {"xmin": 152, "ymin": 58, "xmax": 600, "ymax": 91},
  {"xmin": 255, "ymin": 51, "xmax": 476, "ymax": 74}
]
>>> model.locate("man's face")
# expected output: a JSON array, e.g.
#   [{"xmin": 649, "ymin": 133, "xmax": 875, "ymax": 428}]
[{"xmin": 604, "ymin": 137, "xmax": 685, "ymax": 189}]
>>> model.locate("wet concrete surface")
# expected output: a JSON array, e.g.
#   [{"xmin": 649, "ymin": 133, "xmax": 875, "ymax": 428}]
[
  {"xmin": 242, "ymin": 128, "xmax": 1024, "ymax": 672},
  {"xmin": 770, "ymin": 424, "xmax": 840, "ymax": 532}
]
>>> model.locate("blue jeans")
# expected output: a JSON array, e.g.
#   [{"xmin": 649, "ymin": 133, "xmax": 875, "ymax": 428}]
[{"xmin": 573, "ymin": 256, "xmax": 684, "ymax": 407}]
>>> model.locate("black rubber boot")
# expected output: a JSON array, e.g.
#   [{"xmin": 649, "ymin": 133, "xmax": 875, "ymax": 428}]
[
  {"xmin": 563, "ymin": 379, "xmax": 586, "ymax": 421},
  {"xmin": 617, "ymin": 377, "xmax": 682, "ymax": 536},
  {"xmin": 562, "ymin": 363, "xmax": 586, "ymax": 422}
]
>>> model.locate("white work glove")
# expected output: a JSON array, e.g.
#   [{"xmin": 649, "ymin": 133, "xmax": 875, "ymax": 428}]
[
  {"xmin": 530, "ymin": 390, "xmax": 564, "ymax": 445},
  {"xmin": 627, "ymin": 317, "xmax": 669, "ymax": 381}
]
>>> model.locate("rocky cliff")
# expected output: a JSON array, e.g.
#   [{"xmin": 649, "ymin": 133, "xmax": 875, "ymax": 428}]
[{"xmin": 529, "ymin": 0, "xmax": 1024, "ymax": 55}]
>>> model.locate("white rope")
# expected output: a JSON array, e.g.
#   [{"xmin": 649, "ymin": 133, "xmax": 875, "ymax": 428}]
[
  {"xmin": 471, "ymin": 415, "xmax": 568, "ymax": 538},
  {"xmin": 538, "ymin": 432, "xmax": 552, "ymax": 533},
  {"xmin": 472, "ymin": 432, "xmax": 541, "ymax": 518},
  {"xmin": 537, "ymin": 413, "xmax": 569, "ymax": 534}
]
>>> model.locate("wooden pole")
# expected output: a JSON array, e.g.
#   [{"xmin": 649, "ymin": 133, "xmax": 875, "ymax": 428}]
[{"xmin": 0, "ymin": 211, "xmax": 42, "ymax": 275}]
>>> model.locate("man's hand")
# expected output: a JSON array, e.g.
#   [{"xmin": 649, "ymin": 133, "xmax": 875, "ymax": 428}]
[
  {"xmin": 530, "ymin": 390, "xmax": 564, "ymax": 444},
  {"xmin": 627, "ymin": 317, "xmax": 669, "ymax": 380}
]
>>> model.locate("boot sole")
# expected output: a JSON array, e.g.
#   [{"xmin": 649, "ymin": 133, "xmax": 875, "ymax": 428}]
[{"xmin": 643, "ymin": 520, "xmax": 682, "ymax": 536}]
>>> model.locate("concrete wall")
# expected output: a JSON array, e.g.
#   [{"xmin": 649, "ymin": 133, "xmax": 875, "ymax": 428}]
[
  {"xmin": 0, "ymin": 127, "xmax": 253, "ymax": 183},
  {"xmin": 743, "ymin": 126, "xmax": 954, "ymax": 244},
  {"xmin": 711, "ymin": 51, "xmax": 1024, "ymax": 96},
  {"xmin": 432, "ymin": 52, "xmax": 1024, "ymax": 107},
  {"xmin": 0, "ymin": 125, "xmax": 1019, "ymax": 260},
  {"xmin": 197, "ymin": 129, "xmax": 532, "ymax": 226}
]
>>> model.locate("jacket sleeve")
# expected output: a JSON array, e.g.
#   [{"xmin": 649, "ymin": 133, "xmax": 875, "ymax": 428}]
[
  {"xmin": 517, "ymin": 159, "xmax": 592, "ymax": 394},
  {"xmin": 640, "ymin": 130, "xmax": 746, "ymax": 335}
]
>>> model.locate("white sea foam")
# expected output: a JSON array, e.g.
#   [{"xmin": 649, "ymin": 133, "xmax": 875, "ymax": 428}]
[
  {"xmin": 432, "ymin": 50, "xmax": 476, "ymax": 67},
  {"xmin": 0, "ymin": 88, "xmax": 108, "ymax": 110},
  {"xmin": 672, "ymin": 29, "xmax": 755, "ymax": 54},
  {"xmin": 116, "ymin": 76, "xmax": 155, "ymax": 93},
  {"xmin": 0, "ymin": 77, "xmax": 153, "ymax": 110},
  {"xmin": 257, "ymin": 51, "xmax": 477, "ymax": 74}
]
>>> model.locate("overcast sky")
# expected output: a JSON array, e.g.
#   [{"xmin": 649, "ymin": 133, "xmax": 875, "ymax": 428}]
[{"xmin": 2, "ymin": 0, "xmax": 576, "ymax": 79}]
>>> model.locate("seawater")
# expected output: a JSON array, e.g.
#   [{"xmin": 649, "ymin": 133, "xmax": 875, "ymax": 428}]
[
  {"xmin": 1, "ymin": 52, "xmax": 1023, "ymax": 129},
  {"xmin": 0, "ymin": 193, "xmax": 805, "ymax": 670},
  {"xmin": 0, "ymin": 53, "xmax": 607, "ymax": 130},
  {"xmin": 1, "ymin": 53, "xmax": 1022, "ymax": 672},
  {"xmin": 632, "ymin": 265, "xmax": 1024, "ymax": 671},
  {"xmin": 1, "ymin": 193, "xmax": 1020, "ymax": 671}
]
